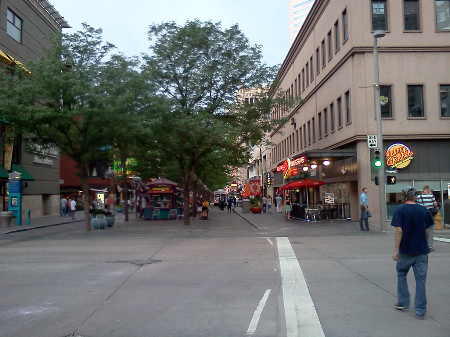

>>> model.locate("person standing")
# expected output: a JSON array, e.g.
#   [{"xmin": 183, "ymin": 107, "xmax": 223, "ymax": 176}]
[
  {"xmin": 267, "ymin": 196, "xmax": 272, "ymax": 214},
  {"xmin": 275, "ymin": 194, "xmax": 282, "ymax": 213},
  {"xmin": 60, "ymin": 196, "xmax": 67, "ymax": 217},
  {"xmin": 418, "ymin": 185, "xmax": 438, "ymax": 251},
  {"xmin": 262, "ymin": 195, "xmax": 267, "ymax": 213},
  {"xmin": 70, "ymin": 198, "xmax": 77, "ymax": 220},
  {"xmin": 284, "ymin": 197, "xmax": 291, "ymax": 221},
  {"xmin": 359, "ymin": 187, "xmax": 370, "ymax": 231},
  {"xmin": 391, "ymin": 186, "xmax": 433, "ymax": 320},
  {"xmin": 227, "ymin": 196, "xmax": 233, "ymax": 212}
]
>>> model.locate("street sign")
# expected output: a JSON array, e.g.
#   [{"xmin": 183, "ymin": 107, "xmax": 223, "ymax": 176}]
[{"xmin": 367, "ymin": 135, "xmax": 377, "ymax": 148}]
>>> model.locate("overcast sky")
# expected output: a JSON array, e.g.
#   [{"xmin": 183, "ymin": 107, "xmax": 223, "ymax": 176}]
[{"xmin": 49, "ymin": 0, "xmax": 290, "ymax": 67}]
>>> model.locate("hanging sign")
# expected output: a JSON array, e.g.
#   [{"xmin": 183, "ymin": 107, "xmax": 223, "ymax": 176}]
[{"xmin": 385, "ymin": 143, "xmax": 414, "ymax": 169}]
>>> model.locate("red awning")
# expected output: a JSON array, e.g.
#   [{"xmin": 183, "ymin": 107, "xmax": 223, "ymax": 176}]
[{"xmin": 278, "ymin": 178, "xmax": 325, "ymax": 191}]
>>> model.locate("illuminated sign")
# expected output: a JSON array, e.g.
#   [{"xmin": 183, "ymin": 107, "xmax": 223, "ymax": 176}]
[
  {"xmin": 276, "ymin": 156, "xmax": 306, "ymax": 179},
  {"xmin": 266, "ymin": 172, "xmax": 273, "ymax": 187},
  {"xmin": 385, "ymin": 143, "xmax": 414, "ymax": 169}
]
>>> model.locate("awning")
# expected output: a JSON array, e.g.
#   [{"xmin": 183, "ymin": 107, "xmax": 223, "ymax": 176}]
[
  {"xmin": 0, "ymin": 165, "xmax": 9, "ymax": 179},
  {"xmin": 0, "ymin": 48, "xmax": 12, "ymax": 65},
  {"xmin": 11, "ymin": 164, "xmax": 35, "ymax": 181},
  {"xmin": 6, "ymin": 54, "xmax": 31, "ymax": 74}
]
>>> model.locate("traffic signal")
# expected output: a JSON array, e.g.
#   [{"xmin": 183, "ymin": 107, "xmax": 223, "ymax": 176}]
[
  {"xmin": 387, "ymin": 176, "xmax": 397, "ymax": 185},
  {"xmin": 373, "ymin": 149, "xmax": 382, "ymax": 168}
]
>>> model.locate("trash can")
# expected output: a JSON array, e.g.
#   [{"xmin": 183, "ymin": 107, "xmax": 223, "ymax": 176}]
[
  {"xmin": 242, "ymin": 199, "xmax": 250, "ymax": 213},
  {"xmin": 1, "ymin": 211, "xmax": 14, "ymax": 227}
]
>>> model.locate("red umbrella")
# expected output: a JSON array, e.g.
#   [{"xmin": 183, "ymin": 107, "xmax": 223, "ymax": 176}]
[{"xmin": 277, "ymin": 178, "xmax": 325, "ymax": 207}]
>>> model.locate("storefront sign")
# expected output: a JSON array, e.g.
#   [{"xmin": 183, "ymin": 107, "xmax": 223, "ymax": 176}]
[
  {"xmin": 248, "ymin": 180, "xmax": 262, "ymax": 196},
  {"xmin": 266, "ymin": 172, "xmax": 273, "ymax": 187},
  {"xmin": 276, "ymin": 156, "xmax": 306, "ymax": 179},
  {"xmin": 33, "ymin": 156, "xmax": 54, "ymax": 166},
  {"xmin": 385, "ymin": 143, "xmax": 414, "ymax": 169},
  {"xmin": 26, "ymin": 142, "xmax": 59, "ymax": 158}
]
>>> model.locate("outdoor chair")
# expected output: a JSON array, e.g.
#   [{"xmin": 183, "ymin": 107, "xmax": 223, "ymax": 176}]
[
  {"xmin": 168, "ymin": 209, "xmax": 178, "ymax": 220},
  {"xmin": 151, "ymin": 208, "xmax": 160, "ymax": 220}
]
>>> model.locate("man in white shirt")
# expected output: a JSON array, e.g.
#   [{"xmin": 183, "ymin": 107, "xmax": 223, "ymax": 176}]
[
  {"xmin": 70, "ymin": 199, "xmax": 77, "ymax": 220},
  {"xmin": 275, "ymin": 194, "xmax": 282, "ymax": 213}
]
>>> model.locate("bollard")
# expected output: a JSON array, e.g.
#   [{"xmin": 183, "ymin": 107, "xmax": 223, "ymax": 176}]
[{"xmin": 27, "ymin": 209, "xmax": 31, "ymax": 226}]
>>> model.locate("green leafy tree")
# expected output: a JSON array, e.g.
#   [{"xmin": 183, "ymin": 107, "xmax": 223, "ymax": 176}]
[{"xmin": 143, "ymin": 20, "xmax": 279, "ymax": 225}]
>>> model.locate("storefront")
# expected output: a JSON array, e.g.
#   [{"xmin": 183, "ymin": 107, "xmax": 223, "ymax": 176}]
[{"xmin": 143, "ymin": 177, "xmax": 183, "ymax": 220}]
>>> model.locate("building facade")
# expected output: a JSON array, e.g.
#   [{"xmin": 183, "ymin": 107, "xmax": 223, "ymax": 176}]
[
  {"xmin": 0, "ymin": 0, "xmax": 69, "ymax": 217},
  {"xmin": 289, "ymin": 0, "xmax": 316, "ymax": 45},
  {"xmin": 270, "ymin": 0, "xmax": 450, "ymax": 223}
]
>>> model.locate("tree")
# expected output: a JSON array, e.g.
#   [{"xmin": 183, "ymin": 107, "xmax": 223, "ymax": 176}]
[
  {"xmin": 142, "ymin": 20, "xmax": 279, "ymax": 225},
  {"xmin": 0, "ymin": 24, "xmax": 115, "ymax": 231}
]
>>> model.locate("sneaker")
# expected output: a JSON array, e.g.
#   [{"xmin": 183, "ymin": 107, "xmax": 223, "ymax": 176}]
[
  {"xmin": 416, "ymin": 313, "xmax": 425, "ymax": 320},
  {"xmin": 394, "ymin": 303, "xmax": 408, "ymax": 310}
]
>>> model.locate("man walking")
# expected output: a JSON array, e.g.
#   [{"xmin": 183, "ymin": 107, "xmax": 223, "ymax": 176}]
[
  {"xmin": 60, "ymin": 196, "xmax": 67, "ymax": 217},
  {"xmin": 70, "ymin": 198, "xmax": 77, "ymax": 220},
  {"xmin": 418, "ymin": 185, "xmax": 438, "ymax": 251},
  {"xmin": 262, "ymin": 195, "xmax": 267, "ymax": 213},
  {"xmin": 275, "ymin": 194, "xmax": 282, "ymax": 213},
  {"xmin": 391, "ymin": 186, "xmax": 433, "ymax": 320},
  {"xmin": 359, "ymin": 187, "xmax": 370, "ymax": 231}
]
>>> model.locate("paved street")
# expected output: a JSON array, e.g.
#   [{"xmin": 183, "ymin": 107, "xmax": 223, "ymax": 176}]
[{"xmin": 1, "ymin": 209, "xmax": 449, "ymax": 337}]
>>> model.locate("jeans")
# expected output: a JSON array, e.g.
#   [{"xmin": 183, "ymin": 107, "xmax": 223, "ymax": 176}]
[
  {"xmin": 262, "ymin": 204, "xmax": 266, "ymax": 213},
  {"xmin": 396, "ymin": 254, "xmax": 428, "ymax": 316},
  {"xmin": 60, "ymin": 206, "xmax": 67, "ymax": 217},
  {"xmin": 359, "ymin": 205, "xmax": 369, "ymax": 230}
]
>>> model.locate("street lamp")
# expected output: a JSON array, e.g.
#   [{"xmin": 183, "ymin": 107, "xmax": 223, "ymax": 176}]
[{"xmin": 373, "ymin": 30, "xmax": 387, "ymax": 231}]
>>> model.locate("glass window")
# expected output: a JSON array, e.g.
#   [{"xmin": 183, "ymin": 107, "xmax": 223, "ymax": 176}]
[
  {"xmin": 318, "ymin": 112, "xmax": 322, "ymax": 138},
  {"xmin": 303, "ymin": 124, "xmax": 307, "ymax": 146},
  {"xmin": 334, "ymin": 20, "xmax": 340, "ymax": 52},
  {"xmin": 302, "ymin": 68, "xmax": 305, "ymax": 91},
  {"xmin": 321, "ymin": 39, "xmax": 326, "ymax": 68},
  {"xmin": 436, "ymin": 0, "xmax": 450, "ymax": 30},
  {"xmin": 7, "ymin": 9, "xmax": 22, "ymax": 43},
  {"xmin": 312, "ymin": 118, "xmax": 316, "ymax": 142},
  {"xmin": 345, "ymin": 91, "xmax": 351, "ymax": 123},
  {"xmin": 316, "ymin": 48, "xmax": 320, "ymax": 74},
  {"xmin": 306, "ymin": 63, "xmax": 309, "ymax": 87},
  {"xmin": 337, "ymin": 97, "xmax": 343, "ymax": 128},
  {"xmin": 380, "ymin": 86, "xmax": 392, "ymax": 118},
  {"xmin": 407, "ymin": 85, "xmax": 424, "ymax": 117},
  {"xmin": 327, "ymin": 30, "xmax": 333, "ymax": 60},
  {"xmin": 343, "ymin": 9, "xmax": 348, "ymax": 41},
  {"xmin": 440, "ymin": 85, "xmax": 450, "ymax": 117},
  {"xmin": 310, "ymin": 56, "xmax": 314, "ymax": 81},
  {"xmin": 404, "ymin": 0, "xmax": 420, "ymax": 30},
  {"xmin": 324, "ymin": 108, "xmax": 328, "ymax": 135},
  {"xmin": 372, "ymin": 1, "xmax": 388, "ymax": 31},
  {"xmin": 330, "ymin": 103, "xmax": 335, "ymax": 132},
  {"xmin": 308, "ymin": 121, "xmax": 311, "ymax": 145}
]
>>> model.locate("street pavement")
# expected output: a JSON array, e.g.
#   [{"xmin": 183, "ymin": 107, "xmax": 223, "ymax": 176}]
[{"xmin": 0, "ymin": 208, "xmax": 449, "ymax": 337}]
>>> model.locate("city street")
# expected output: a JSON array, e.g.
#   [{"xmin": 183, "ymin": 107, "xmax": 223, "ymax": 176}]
[{"xmin": 1, "ymin": 208, "xmax": 449, "ymax": 337}]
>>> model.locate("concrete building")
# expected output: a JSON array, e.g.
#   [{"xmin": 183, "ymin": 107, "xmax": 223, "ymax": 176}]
[
  {"xmin": 270, "ymin": 0, "xmax": 450, "ymax": 224},
  {"xmin": 0, "ymin": 0, "xmax": 69, "ymax": 217},
  {"xmin": 289, "ymin": 0, "xmax": 316, "ymax": 45}
]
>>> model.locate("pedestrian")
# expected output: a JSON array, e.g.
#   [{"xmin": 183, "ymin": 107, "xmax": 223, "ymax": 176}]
[
  {"xmin": 140, "ymin": 196, "xmax": 147, "ymax": 218},
  {"xmin": 227, "ymin": 195, "xmax": 233, "ymax": 213},
  {"xmin": 267, "ymin": 196, "xmax": 272, "ymax": 214},
  {"xmin": 203, "ymin": 198, "xmax": 210, "ymax": 217},
  {"xmin": 70, "ymin": 198, "xmax": 77, "ymax": 220},
  {"xmin": 262, "ymin": 195, "xmax": 267, "ymax": 213},
  {"xmin": 284, "ymin": 197, "xmax": 291, "ymax": 220},
  {"xmin": 276, "ymin": 194, "xmax": 282, "ymax": 213},
  {"xmin": 391, "ymin": 186, "xmax": 434, "ymax": 320},
  {"xmin": 60, "ymin": 196, "xmax": 67, "ymax": 217},
  {"xmin": 359, "ymin": 187, "xmax": 370, "ymax": 231},
  {"xmin": 417, "ymin": 185, "xmax": 438, "ymax": 251}
]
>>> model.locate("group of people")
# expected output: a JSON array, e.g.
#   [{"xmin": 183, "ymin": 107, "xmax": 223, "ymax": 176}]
[
  {"xmin": 359, "ymin": 184, "xmax": 439, "ymax": 320},
  {"xmin": 60, "ymin": 196, "xmax": 77, "ymax": 220}
]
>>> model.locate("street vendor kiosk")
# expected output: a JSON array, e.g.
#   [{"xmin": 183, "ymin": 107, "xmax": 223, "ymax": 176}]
[{"xmin": 144, "ymin": 177, "xmax": 183, "ymax": 220}]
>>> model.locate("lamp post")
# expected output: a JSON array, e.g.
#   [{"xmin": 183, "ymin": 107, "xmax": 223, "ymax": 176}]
[{"xmin": 373, "ymin": 30, "xmax": 387, "ymax": 232}]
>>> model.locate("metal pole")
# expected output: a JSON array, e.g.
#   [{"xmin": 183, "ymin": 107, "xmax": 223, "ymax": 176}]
[{"xmin": 373, "ymin": 31, "xmax": 387, "ymax": 232}]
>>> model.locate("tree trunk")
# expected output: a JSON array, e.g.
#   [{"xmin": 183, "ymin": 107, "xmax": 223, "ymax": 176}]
[{"xmin": 79, "ymin": 165, "xmax": 91, "ymax": 231}]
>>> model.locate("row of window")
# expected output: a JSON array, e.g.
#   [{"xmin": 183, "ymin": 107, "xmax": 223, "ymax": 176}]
[
  {"xmin": 5, "ymin": 8, "xmax": 23, "ymax": 43},
  {"xmin": 272, "ymin": 91, "xmax": 351, "ymax": 164},
  {"xmin": 372, "ymin": 0, "xmax": 450, "ymax": 31},
  {"xmin": 272, "ymin": 8, "xmax": 349, "ymax": 121},
  {"xmin": 380, "ymin": 84, "xmax": 450, "ymax": 118}
]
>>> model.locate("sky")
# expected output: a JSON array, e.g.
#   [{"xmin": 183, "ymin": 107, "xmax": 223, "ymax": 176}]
[{"xmin": 48, "ymin": 0, "xmax": 290, "ymax": 67}]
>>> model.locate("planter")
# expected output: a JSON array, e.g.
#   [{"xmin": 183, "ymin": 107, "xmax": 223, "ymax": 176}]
[
  {"xmin": 91, "ymin": 215, "xmax": 107, "ymax": 229},
  {"xmin": 250, "ymin": 206, "xmax": 263, "ymax": 214},
  {"xmin": 106, "ymin": 215, "xmax": 115, "ymax": 227}
]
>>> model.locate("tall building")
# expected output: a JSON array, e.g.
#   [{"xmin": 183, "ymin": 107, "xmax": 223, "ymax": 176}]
[
  {"xmin": 269, "ymin": 0, "xmax": 450, "ymax": 223},
  {"xmin": 289, "ymin": 0, "xmax": 315, "ymax": 45},
  {"xmin": 0, "ymin": 0, "xmax": 70, "ymax": 217}
]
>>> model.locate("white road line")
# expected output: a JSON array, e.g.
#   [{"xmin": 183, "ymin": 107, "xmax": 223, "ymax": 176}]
[
  {"xmin": 434, "ymin": 237, "xmax": 450, "ymax": 243},
  {"xmin": 277, "ymin": 237, "xmax": 325, "ymax": 337},
  {"xmin": 247, "ymin": 289, "xmax": 271, "ymax": 335}
]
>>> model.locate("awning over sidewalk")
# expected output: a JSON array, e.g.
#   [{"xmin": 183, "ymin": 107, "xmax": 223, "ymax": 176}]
[{"xmin": 11, "ymin": 164, "xmax": 35, "ymax": 181}]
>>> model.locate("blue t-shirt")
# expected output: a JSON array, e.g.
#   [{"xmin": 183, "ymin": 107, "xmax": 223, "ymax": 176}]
[
  {"xmin": 391, "ymin": 203, "xmax": 433, "ymax": 255},
  {"xmin": 360, "ymin": 193, "xmax": 368, "ymax": 206}
]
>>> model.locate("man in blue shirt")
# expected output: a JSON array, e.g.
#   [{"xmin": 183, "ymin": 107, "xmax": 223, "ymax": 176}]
[
  {"xmin": 359, "ymin": 187, "xmax": 370, "ymax": 231},
  {"xmin": 391, "ymin": 186, "xmax": 434, "ymax": 320}
]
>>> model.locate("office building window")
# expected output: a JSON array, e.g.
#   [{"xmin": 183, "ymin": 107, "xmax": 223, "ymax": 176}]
[
  {"xmin": 324, "ymin": 108, "xmax": 328, "ymax": 135},
  {"xmin": 306, "ymin": 63, "xmax": 309, "ymax": 87},
  {"xmin": 7, "ymin": 9, "xmax": 22, "ymax": 43},
  {"xmin": 321, "ymin": 39, "xmax": 326, "ymax": 67},
  {"xmin": 334, "ymin": 20, "xmax": 340, "ymax": 52},
  {"xmin": 435, "ymin": 0, "xmax": 450, "ymax": 30},
  {"xmin": 302, "ymin": 68, "xmax": 305, "ymax": 91},
  {"xmin": 318, "ymin": 112, "xmax": 322, "ymax": 138},
  {"xmin": 345, "ymin": 91, "xmax": 351, "ymax": 124},
  {"xmin": 299, "ymin": 126, "xmax": 303, "ymax": 148},
  {"xmin": 343, "ymin": 9, "xmax": 348, "ymax": 41},
  {"xmin": 337, "ymin": 97, "xmax": 343, "ymax": 128},
  {"xmin": 330, "ymin": 103, "xmax": 335, "ymax": 132},
  {"xmin": 310, "ymin": 56, "xmax": 314, "ymax": 81},
  {"xmin": 307, "ymin": 121, "xmax": 311, "ymax": 145},
  {"xmin": 303, "ymin": 124, "xmax": 307, "ymax": 146},
  {"xmin": 298, "ymin": 74, "xmax": 301, "ymax": 96},
  {"xmin": 372, "ymin": 1, "xmax": 388, "ymax": 31},
  {"xmin": 296, "ymin": 130, "xmax": 299, "ymax": 150},
  {"xmin": 407, "ymin": 85, "xmax": 424, "ymax": 117},
  {"xmin": 316, "ymin": 48, "xmax": 320, "ymax": 74},
  {"xmin": 404, "ymin": 0, "xmax": 420, "ymax": 30},
  {"xmin": 440, "ymin": 85, "xmax": 450, "ymax": 117},
  {"xmin": 327, "ymin": 30, "xmax": 333, "ymax": 60},
  {"xmin": 380, "ymin": 86, "xmax": 392, "ymax": 118},
  {"xmin": 312, "ymin": 118, "xmax": 316, "ymax": 142}
]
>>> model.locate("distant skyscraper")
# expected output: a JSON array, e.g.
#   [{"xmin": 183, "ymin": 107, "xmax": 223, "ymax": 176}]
[{"xmin": 289, "ymin": 0, "xmax": 315, "ymax": 45}]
